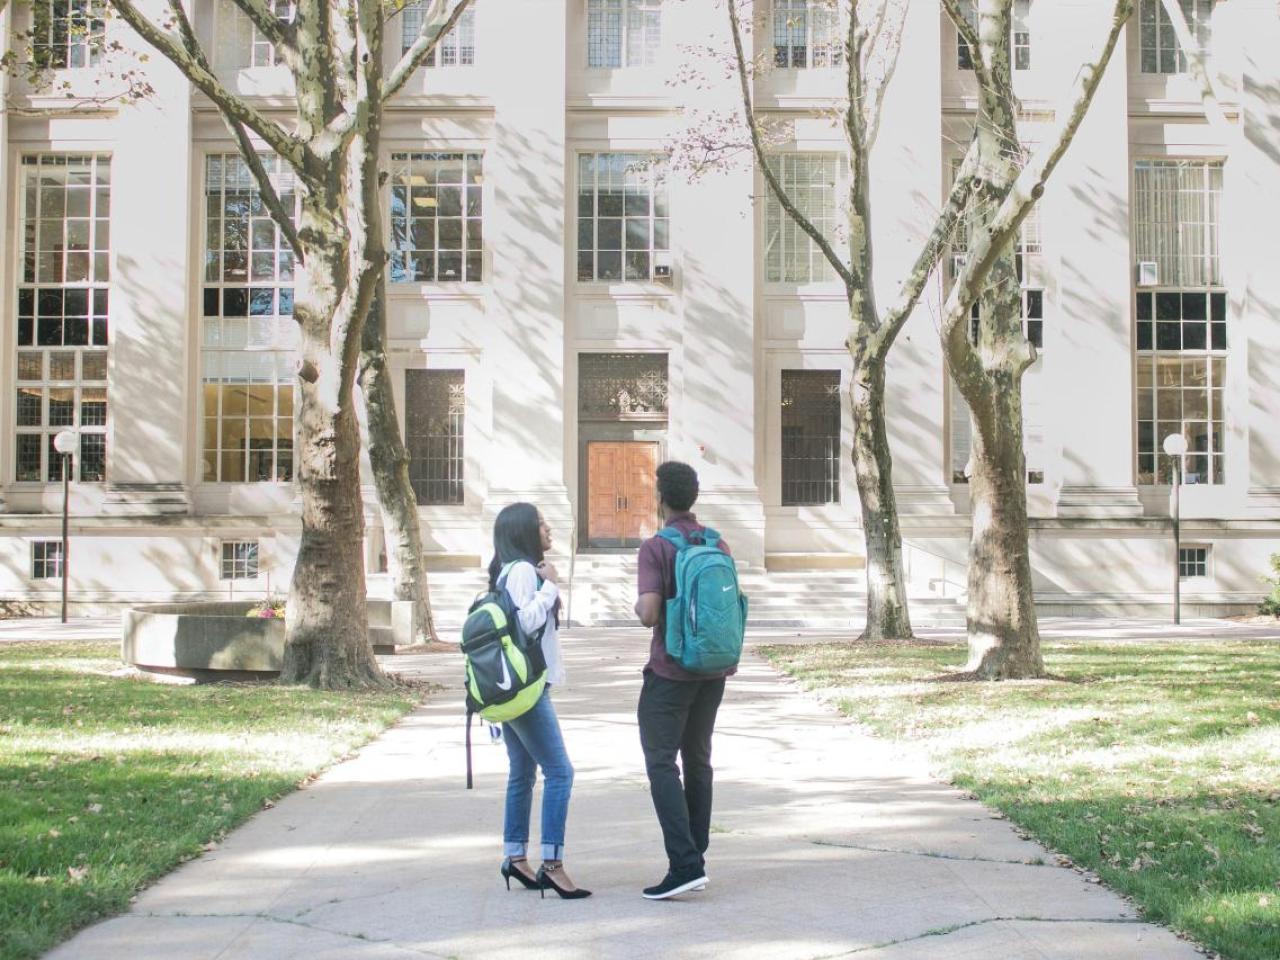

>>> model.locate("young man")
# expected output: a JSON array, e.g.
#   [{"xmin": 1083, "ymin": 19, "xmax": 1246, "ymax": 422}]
[{"xmin": 633, "ymin": 460, "xmax": 734, "ymax": 900}]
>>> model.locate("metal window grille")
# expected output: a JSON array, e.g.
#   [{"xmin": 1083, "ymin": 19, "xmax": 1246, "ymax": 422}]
[
  {"xmin": 764, "ymin": 154, "xmax": 841, "ymax": 283},
  {"xmin": 401, "ymin": 0, "xmax": 476, "ymax": 63},
  {"xmin": 221, "ymin": 540, "xmax": 260, "ymax": 580},
  {"xmin": 1178, "ymin": 546, "xmax": 1208, "ymax": 578},
  {"xmin": 1140, "ymin": 0, "xmax": 1212, "ymax": 74},
  {"xmin": 389, "ymin": 152, "xmax": 483, "ymax": 283},
  {"xmin": 406, "ymin": 370, "xmax": 465, "ymax": 505},
  {"xmin": 579, "ymin": 353, "xmax": 669, "ymax": 420},
  {"xmin": 32, "ymin": 541, "xmax": 64, "ymax": 579},
  {"xmin": 201, "ymin": 154, "xmax": 298, "ymax": 483},
  {"xmin": 781, "ymin": 370, "xmax": 841, "ymax": 506},
  {"xmin": 1134, "ymin": 160, "xmax": 1226, "ymax": 487},
  {"xmin": 587, "ymin": 0, "xmax": 660, "ymax": 68},
  {"xmin": 15, "ymin": 155, "xmax": 110, "ymax": 483},
  {"xmin": 772, "ymin": 0, "xmax": 841, "ymax": 69},
  {"xmin": 577, "ymin": 154, "xmax": 670, "ymax": 282},
  {"xmin": 33, "ymin": 0, "xmax": 104, "ymax": 69}
]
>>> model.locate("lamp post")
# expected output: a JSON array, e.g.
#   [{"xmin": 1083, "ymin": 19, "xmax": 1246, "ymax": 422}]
[
  {"xmin": 53, "ymin": 430, "xmax": 78, "ymax": 624},
  {"xmin": 1162, "ymin": 432, "xmax": 1188, "ymax": 626}
]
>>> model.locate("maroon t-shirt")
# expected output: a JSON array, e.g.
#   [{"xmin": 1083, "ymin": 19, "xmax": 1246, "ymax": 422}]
[{"xmin": 636, "ymin": 512, "xmax": 736, "ymax": 681}]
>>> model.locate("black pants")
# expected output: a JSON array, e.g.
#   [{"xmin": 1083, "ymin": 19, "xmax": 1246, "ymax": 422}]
[{"xmin": 637, "ymin": 671, "xmax": 726, "ymax": 877}]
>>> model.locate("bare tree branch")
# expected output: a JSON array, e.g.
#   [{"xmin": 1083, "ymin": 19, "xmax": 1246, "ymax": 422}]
[
  {"xmin": 383, "ymin": 0, "xmax": 474, "ymax": 102},
  {"xmin": 105, "ymin": 0, "xmax": 308, "ymax": 167},
  {"xmin": 160, "ymin": 0, "xmax": 303, "ymax": 258},
  {"xmin": 940, "ymin": 0, "xmax": 993, "ymax": 93},
  {"xmin": 225, "ymin": 0, "xmax": 298, "ymax": 68},
  {"xmin": 727, "ymin": 0, "xmax": 855, "ymax": 291},
  {"xmin": 941, "ymin": 0, "xmax": 1134, "ymax": 362},
  {"xmin": 1157, "ymin": 0, "xmax": 1232, "ymax": 137}
]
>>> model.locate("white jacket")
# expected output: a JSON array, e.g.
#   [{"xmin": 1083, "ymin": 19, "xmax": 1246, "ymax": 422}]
[{"xmin": 503, "ymin": 560, "xmax": 564, "ymax": 686}]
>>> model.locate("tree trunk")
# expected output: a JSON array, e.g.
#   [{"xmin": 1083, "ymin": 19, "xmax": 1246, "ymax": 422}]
[
  {"xmin": 850, "ymin": 356, "xmax": 914, "ymax": 641},
  {"xmin": 359, "ymin": 279, "xmax": 440, "ymax": 643},
  {"xmin": 961, "ymin": 374, "xmax": 1044, "ymax": 678},
  {"xmin": 281, "ymin": 188, "xmax": 386, "ymax": 689}
]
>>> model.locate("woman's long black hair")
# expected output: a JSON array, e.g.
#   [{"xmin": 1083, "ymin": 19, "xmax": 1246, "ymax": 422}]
[{"xmin": 487, "ymin": 502, "xmax": 545, "ymax": 589}]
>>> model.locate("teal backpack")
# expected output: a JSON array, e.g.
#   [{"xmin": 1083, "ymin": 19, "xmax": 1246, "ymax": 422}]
[{"xmin": 657, "ymin": 526, "xmax": 748, "ymax": 675}]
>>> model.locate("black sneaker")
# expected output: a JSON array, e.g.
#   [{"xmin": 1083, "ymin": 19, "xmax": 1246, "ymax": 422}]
[{"xmin": 642, "ymin": 871, "xmax": 708, "ymax": 900}]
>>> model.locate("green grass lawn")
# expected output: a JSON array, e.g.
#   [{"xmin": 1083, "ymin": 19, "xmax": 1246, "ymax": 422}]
[
  {"xmin": 0, "ymin": 641, "xmax": 418, "ymax": 960},
  {"xmin": 761, "ymin": 636, "xmax": 1280, "ymax": 960}
]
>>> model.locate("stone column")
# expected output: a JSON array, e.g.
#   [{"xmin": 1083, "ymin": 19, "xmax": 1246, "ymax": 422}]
[
  {"xmin": 1049, "ymin": 4, "xmax": 1143, "ymax": 518},
  {"xmin": 1239, "ymin": 1, "xmax": 1280, "ymax": 515},
  {"xmin": 671, "ymin": 0, "xmax": 764, "ymax": 563},
  {"xmin": 877, "ymin": 0, "xmax": 952, "ymax": 516},
  {"xmin": 483, "ymin": 0, "xmax": 571, "ymax": 554},
  {"xmin": 0, "ymin": 2, "xmax": 10, "ymax": 512},
  {"xmin": 103, "ymin": 2, "xmax": 194, "ymax": 515}
]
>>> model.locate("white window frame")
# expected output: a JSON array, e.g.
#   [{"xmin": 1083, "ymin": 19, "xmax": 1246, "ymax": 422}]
[
  {"xmin": 388, "ymin": 152, "xmax": 484, "ymax": 284},
  {"xmin": 32, "ymin": 0, "xmax": 104, "ymax": 69},
  {"xmin": 32, "ymin": 540, "xmax": 64, "ymax": 580},
  {"xmin": 201, "ymin": 153, "xmax": 298, "ymax": 484},
  {"xmin": 220, "ymin": 540, "xmax": 260, "ymax": 580},
  {"xmin": 771, "ymin": 0, "xmax": 843, "ymax": 69},
  {"xmin": 1178, "ymin": 544, "xmax": 1210, "ymax": 579},
  {"xmin": 956, "ymin": 0, "xmax": 1031, "ymax": 72},
  {"xmin": 576, "ymin": 152, "xmax": 671, "ymax": 284},
  {"xmin": 764, "ymin": 153, "xmax": 842, "ymax": 284},
  {"xmin": 214, "ymin": 0, "xmax": 295, "ymax": 69},
  {"xmin": 1140, "ymin": 0, "xmax": 1212, "ymax": 75},
  {"xmin": 1133, "ymin": 158, "xmax": 1227, "ymax": 487},
  {"xmin": 586, "ymin": 0, "xmax": 662, "ymax": 69},
  {"xmin": 15, "ymin": 154, "xmax": 111, "ymax": 485},
  {"xmin": 400, "ymin": 0, "xmax": 476, "ymax": 63}
]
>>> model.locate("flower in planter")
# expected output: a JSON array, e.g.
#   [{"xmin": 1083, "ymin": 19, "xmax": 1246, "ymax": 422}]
[{"xmin": 246, "ymin": 601, "xmax": 287, "ymax": 620}]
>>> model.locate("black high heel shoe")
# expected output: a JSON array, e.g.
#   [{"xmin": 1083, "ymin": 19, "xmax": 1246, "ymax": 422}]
[
  {"xmin": 501, "ymin": 857, "xmax": 540, "ymax": 891},
  {"xmin": 536, "ymin": 863, "xmax": 593, "ymax": 900}
]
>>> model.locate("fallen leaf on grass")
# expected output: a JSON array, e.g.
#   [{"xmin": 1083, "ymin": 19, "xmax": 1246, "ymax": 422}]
[{"xmin": 67, "ymin": 865, "xmax": 89, "ymax": 884}]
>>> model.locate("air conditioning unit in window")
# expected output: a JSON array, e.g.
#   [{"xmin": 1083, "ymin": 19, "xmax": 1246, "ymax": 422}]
[
  {"xmin": 654, "ymin": 251, "xmax": 673, "ymax": 281},
  {"xmin": 1137, "ymin": 261, "xmax": 1159, "ymax": 286}
]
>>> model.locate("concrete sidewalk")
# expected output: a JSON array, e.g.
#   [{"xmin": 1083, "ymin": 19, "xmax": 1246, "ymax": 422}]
[{"xmin": 46, "ymin": 628, "xmax": 1206, "ymax": 960}]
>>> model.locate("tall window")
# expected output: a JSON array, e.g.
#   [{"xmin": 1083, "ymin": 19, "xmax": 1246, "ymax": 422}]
[
  {"xmin": 1134, "ymin": 159, "xmax": 1225, "ymax": 485},
  {"xmin": 577, "ymin": 153, "xmax": 670, "ymax": 283},
  {"xmin": 202, "ymin": 154, "xmax": 297, "ymax": 483},
  {"xmin": 781, "ymin": 370, "xmax": 841, "ymax": 505},
  {"xmin": 1140, "ymin": 0, "xmax": 1212, "ymax": 75},
  {"xmin": 214, "ymin": 0, "xmax": 295, "ymax": 69},
  {"xmin": 587, "ymin": 0, "xmax": 661, "ymax": 69},
  {"xmin": 388, "ymin": 152, "xmax": 483, "ymax": 283},
  {"xmin": 32, "ymin": 0, "xmax": 104, "ymax": 69},
  {"xmin": 764, "ymin": 154, "xmax": 840, "ymax": 283},
  {"xmin": 15, "ymin": 155, "xmax": 110, "ymax": 484},
  {"xmin": 772, "ymin": 0, "xmax": 842, "ymax": 69},
  {"xmin": 400, "ymin": 0, "xmax": 475, "ymax": 63},
  {"xmin": 405, "ymin": 370, "xmax": 465, "ymax": 505},
  {"xmin": 957, "ymin": 0, "xmax": 1031, "ymax": 71}
]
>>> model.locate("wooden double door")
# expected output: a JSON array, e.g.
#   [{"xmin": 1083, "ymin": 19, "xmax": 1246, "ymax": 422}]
[{"xmin": 586, "ymin": 441, "xmax": 659, "ymax": 547}]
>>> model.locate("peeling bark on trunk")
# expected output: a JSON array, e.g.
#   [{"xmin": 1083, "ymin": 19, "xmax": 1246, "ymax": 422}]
[
  {"xmin": 359, "ymin": 281, "xmax": 439, "ymax": 643},
  {"xmin": 281, "ymin": 190, "xmax": 386, "ymax": 689},
  {"xmin": 850, "ymin": 357, "xmax": 914, "ymax": 641},
  {"xmin": 960, "ymin": 373, "xmax": 1044, "ymax": 677}
]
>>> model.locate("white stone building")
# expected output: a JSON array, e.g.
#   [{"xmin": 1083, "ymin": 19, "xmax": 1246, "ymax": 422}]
[{"xmin": 2, "ymin": 0, "xmax": 1278, "ymax": 619}]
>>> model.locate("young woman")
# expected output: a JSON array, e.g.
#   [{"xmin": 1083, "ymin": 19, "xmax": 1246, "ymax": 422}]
[{"xmin": 488, "ymin": 502, "xmax": 591, "ymax": 900}]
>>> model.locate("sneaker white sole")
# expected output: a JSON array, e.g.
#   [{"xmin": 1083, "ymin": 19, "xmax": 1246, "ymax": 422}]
[{"xmin": 642, "ymin": 875, "xmax": 709, "ymax": 900}]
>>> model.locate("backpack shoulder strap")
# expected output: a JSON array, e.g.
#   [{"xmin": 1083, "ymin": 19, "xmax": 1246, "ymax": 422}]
[
  {"xmin": 495, "ymin": 560, "xmax": 522, "ymax": 589},
  {"xmin": 656, "ymin": 527, "xmax": 690, "ymax": 551},
  {"xmin": 698, "ymin": 527, "xmax": 722, "ymax": 548}
]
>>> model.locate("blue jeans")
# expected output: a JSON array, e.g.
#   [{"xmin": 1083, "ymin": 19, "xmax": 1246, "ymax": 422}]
[{"xmin": 502, "ymin": 687, "xmax": 574, "ymax": 861}]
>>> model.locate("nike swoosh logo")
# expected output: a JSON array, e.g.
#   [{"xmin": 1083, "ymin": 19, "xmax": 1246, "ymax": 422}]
[
  {"xmin": 722, "ymin": 585, "xmax": 734, "ymax": 592},
  {"xmin": 496, "ymin": 657, "xmax": 513, "ymax": 692}
]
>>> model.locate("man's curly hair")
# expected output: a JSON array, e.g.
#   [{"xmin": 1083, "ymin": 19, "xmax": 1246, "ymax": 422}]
[{"xmin": 656, "ymin": 460, "xmax": 699, "ymax": 513}]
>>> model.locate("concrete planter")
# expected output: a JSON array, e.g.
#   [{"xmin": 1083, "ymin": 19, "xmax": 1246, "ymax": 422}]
[{"xmin": 122, "ymin": 602, "xmax": 285, "ymax": 679}]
